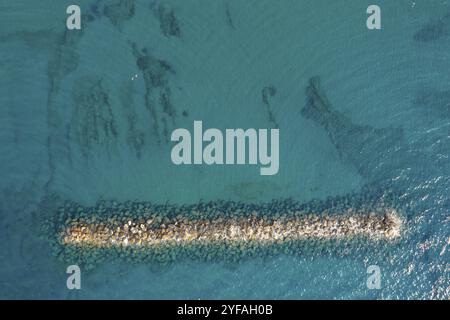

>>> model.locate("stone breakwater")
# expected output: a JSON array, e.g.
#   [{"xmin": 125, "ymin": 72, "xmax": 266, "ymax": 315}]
[
  {"xmin": 62, "ymin": 211, "xmax": 402, "ymax": 248},
  {"xmin": 42, "ymin": 197, "xmax": 404, "ymax": 266}
]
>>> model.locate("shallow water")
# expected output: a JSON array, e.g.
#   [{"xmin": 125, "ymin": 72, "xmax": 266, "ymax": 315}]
[{"xmin": 0, "ymin": 0, "xmax": 448, "ymax": 299}]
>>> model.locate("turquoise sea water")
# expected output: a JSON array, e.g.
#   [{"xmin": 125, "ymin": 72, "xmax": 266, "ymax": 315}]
[{"xmin": 0, "ymin": 0, "xmax": 448, "ymax": 299}]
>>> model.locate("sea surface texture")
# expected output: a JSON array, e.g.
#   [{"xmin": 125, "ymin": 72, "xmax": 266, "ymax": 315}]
[{"xmin": 0, "ymin": 0, "xmax": 449, "ymax": 299}]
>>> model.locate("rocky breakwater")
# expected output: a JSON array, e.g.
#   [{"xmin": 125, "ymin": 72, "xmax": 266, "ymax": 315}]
[
  {"xmin": 41, "ymin": 197, "xmax": 403, "ymax": 267},
  {"xmin": 61, "ymin": 210, "xmax": 402, "ymax": 248}
]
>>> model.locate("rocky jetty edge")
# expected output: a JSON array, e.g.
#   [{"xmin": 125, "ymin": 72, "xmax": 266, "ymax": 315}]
[{"xmin": 41, "ymin": 195, "xmax": 404, "ymax": 267}]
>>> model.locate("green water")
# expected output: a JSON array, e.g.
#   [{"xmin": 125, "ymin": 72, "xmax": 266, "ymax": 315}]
[{"xmin": 0, "ymin": 0, "xmax": 448, "ymax": 299}]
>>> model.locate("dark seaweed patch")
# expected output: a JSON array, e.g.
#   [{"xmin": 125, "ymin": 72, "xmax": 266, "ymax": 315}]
[
  {"xmin": 302, "ymin": 76, "xmax": 406, "ymax": 182},
  {"xmin": 153, "ymin": 4, "xmax": 181, "ymax": 38},
  {"xmin": 413, "ymin": 14, "xmax": 450, "ymax": 42},
  {"xmin": 70, "ymin": 77, "xmax": 118, "ymax": 158},
  {"xmin": 262, "ymin": 86, "xmax": 278, "ymax": 128},
  {"xmin": 131, "ymin": 43, "xmax": 177, "ymax": 144},
  {"xmin": 103, "ymin": 0, "xmax": 135, "ymax": 29}
]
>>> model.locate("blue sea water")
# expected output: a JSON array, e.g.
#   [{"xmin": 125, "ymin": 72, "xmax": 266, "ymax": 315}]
[{"xmin": 0, "ymin": 0, "xmax": 448, "ymax": 299}]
